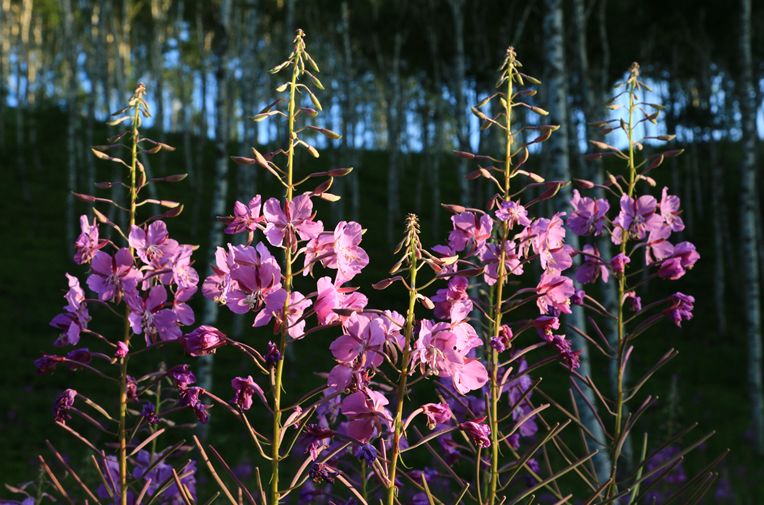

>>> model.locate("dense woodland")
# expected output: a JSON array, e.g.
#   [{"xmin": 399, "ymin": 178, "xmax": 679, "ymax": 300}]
[{"xmin": 2, "ymin": 0, "xmax": 764, "ymax": 501}]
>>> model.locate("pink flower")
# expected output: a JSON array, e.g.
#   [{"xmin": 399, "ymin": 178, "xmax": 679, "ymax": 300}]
[
  {"xmin": 576, "ymin": 244, "xmax": 609, "ymax": 284},
  {"xmin": 255, "ymin": 289, "xmax": 312, "ymax": 339},
  {"xmin": 305, "ymin": 221, "xmax": 369, "ymax": 283},
  {"xmin": 314, "ymin": 276, "xmax": 367, "ymax": 326},
  {"xmin": 126, "ymin": 284, "xmax": 181, "ymax": 344},
  {"xmin": 49, "ymin": 274, "xmax": 90, "ymax": 346},
  {"xmin": 87, "ymin": 249, "xmax": 141, "ymax": 302},
  {"xmin": 225, "ymin": 196, "xmax": 263, "ymax": 234},
  {"xmin": 340, "ymin": 389, "xmax": 392, "ymax": 443},
  {"xmin": 658, "ymin": 242, "xmax": 700, "ymax": 280},
  {"xmin": 568, "ymin": 190, "xmax": 609, "ymax": 236},
  {"xmin": 412, "ymin": 320, "xmax": 488, "ymax": 394},
  {"xmin": 226, "ymin": 243, "xmax": 283, "ymax": 315},
  {"xmin": 432, "ymin": 276, "xmax": 472, "ymax": 321},
  {"xmin": 495, "ymin": 200, "xmax": 531, "ymax": 229},
  {"xmin": 480, "ymin": 241, "xmax": 524, "ymax": 285},
  {"xmin": 330, "ymin": 313, "xmax": 386, "ymax": 368},
  {"xmin": 231, "ymin": 375, "xmax": 266, "ymax": 411},
  {"xmin": 610, "ymin": 253, "xmax": 631, "ymax": 275},
  {"xmin": 74, "ymin": 215, "xmax": 104, "ymax": 264},
  {"xmin": 459, "ymin": 419, "xmax": 491, "ymax": 447},
  {"xmin": 612, "ymin": 195, "xmax": 663, "ymax": 244},
  {"xmin": 182, "ymin": 325, "xmax": 227, "ymax": 356},
  {"xmin": 536, "ymin": 273, "xmax": 574, "ymax": 315},
  {"xmin": 263, "ymin": 193, "xmax": 323, "ymax": 248},
  {"xmin": 659, "ymin": 187, "xmax": 685, "ymax": 233},
  {"xmin": 448, "ymin": 212, "xmax": 492, "ymax": 253},
  {"xmin": 645, "ymin": 224, "xmax": 674, "ymax": 265},
  {"xmin": 128, "ymin": 220, "xmax": 179, "ymax": 269},
  {"xmin": 422, "ymin": 402, "xmax": 452, "ymax": 429}
]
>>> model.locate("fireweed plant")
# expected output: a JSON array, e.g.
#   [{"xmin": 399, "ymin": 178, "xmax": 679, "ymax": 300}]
[
  {"xmin": 26, "ymin": 33, "xmax": 722, "ymax": 505},
  {"xmin": 35, "ymin": 83, "xmax": 200, "ymax": 504}
]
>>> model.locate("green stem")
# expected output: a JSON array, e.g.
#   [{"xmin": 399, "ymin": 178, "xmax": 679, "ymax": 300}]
[
  {"xmin": 387, "ymin": 236, "xmax": 419, "ymax": 505},
  {"xmin": 270, "ymin": 50, "xmax": 300, "ymax": 505},
  {"xmin": 487, "ymin": 54, "xmax": 514, "ymax": 505},
  {"xmin": 119, "ymin": 95, "xmax": 141, "ymax": 505},
  {"xmin": 608, "ymin": 70, "xmax": 638, "ymax": 499}
]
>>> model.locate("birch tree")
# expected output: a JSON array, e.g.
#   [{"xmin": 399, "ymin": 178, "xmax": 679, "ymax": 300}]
[
  {"xmin": 738, "ymin": 0, "xmax": 764, "ymax": 455},
  {"xmin": 544, "ymin": 0, "xmax": 611, "ymax": 483}
]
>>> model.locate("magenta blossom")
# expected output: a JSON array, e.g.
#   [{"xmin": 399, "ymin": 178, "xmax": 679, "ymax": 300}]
[
  {"xmin": 340, "ymin": 389, "xmax": 392, "ymax": 443},
  {"xmin": 495, "ymin": 200, "xmax": 531, "ymax": 229},
  {"xmin": 576, "ymin": 244, "xmax": 609, "ymax": 284},
  {"xmin": 226, "ymin": 243, "xmax": 283, "ymax": 315},
  {"xmin": 659, "ymin": 187, "xmax": 685, "ymax": 232},
  {"xmin": 422, "ymin": 402, "xmax": 452, "ymax": 429},
  {"xmin": 225, "ymin": 195, "xmax": 263, "ymax": 234},
  {"xmin": 432, "ymin": 276, "xmax": 472, "ymax": 321},
  {"xmin": 448, "ymin": 212, "xmax": 492, "ymax": 253},
  {"xmin": 305, "ymin": 221, "xmax": 369, "ymax": 283},
  {"xmin": 231, "ymin": 375, "xmax": 266, "ymax": 411},
  {"xmin": 536, "ymin": 273, "xmax": 575, "ymax": 315},
  {"xmin": 128, "ymin": 220, "xmax": 179, "ymax": 269},
  {"xmin": 87, "ymin": 248, "xmax": 141, "ymax": 302},
  {"xmin": 568, "ymin": 190, "xmax": 610, "ymax": 236},
  {"xmin": 658, "ymin": 242, "xmax": 700, "ymax": 280},
  {"xmin": 611, "ymin": 253, "xmax": 631, "ymax": 275},
  {"xmin": 480, "ymin": 241, "xmax": 524, "ymax": 285},
  {"xmin": 182, "ymin": 325, "xmax": 227, "ymax": 356},
  {"xmin": 255, "ymin": 289, "xmax": 312, "ymax": 339},
  {"xmin": 330, "ymin": 313, "xmax": 386, "ymax": 368},
  {"xmin": 315, "ymin": 276, "xmax": 367, "ymax": 325},
  {"xmin": 664, "ymin": 292, "xmax": 694, "ymax": 327},
  {"xmin": 54, "ymin": 389, "xmax": 77, "ymax": 423},
  {"xmin": 74, "ymin": 215, "xmax": 104, "ymax": 264},
  {"xmin": 263, "ymin": 193, "xmax": 323, "ymax": 248},
  {"xmin": 612, "ymin": 195, "xmax": 663, "ymax": 244},
  {"xmin": 50, "ymin": 274, "xmax": 90, "ymax": 346},
  {"xmin": 459, "ymin": 419, "xmax": 491, "ymax": 447},
  {"xmin": 126, "ymin": 285, "xmax": 181, "ymax": 344}
]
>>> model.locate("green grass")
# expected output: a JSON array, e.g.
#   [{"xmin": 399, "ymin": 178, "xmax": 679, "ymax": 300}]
[{"xmin": 0, "ymin": 106, "xmax": 760, "ymax": 501}]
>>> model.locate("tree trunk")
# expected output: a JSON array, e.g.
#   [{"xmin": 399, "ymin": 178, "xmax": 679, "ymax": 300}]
[
  {"xmin": 340, "ymin": 0, "xmax": 360, "ymax": 221},
  {"xmin": 738, "ymin": 0, "xmax": 764, "ymax": 455},
  {"xmin": 426, "ymin": 23, "xmax": 442, "ymax": 240},
  {"xmin": 150, "ymin": 0, "xmax": 169, "ymax": 174},
  {"xmin": 546, "ymin": 0, "xmax": 612, "ymax": 483},
  {"xmin": 448, "ymin": 0, "xmax": 470, "ymax": 206},
  {"xmin": 0, "ymin": 0, "xmax": 9, "ymax": 150},
  {"xmin": 384, "ymin": 33, "xmax": 403, "ymax": 246},
  {"xmin": 62, "ymin": 0, "xmax": 77, "ymax": 251},
  {"xmin": 197, "ymin": 0, "xmax": 232, "ymax": 409}
]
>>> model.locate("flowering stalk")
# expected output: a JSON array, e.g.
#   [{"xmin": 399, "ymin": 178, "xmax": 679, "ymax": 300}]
[
  {"xmin": 269, "ymin": 34, "xmax": 302, "ymax": 505},
  {"xmin": 118, "ymin": 85, "xmax": 144, "ymax": 505},
  {"xmin": 608, "ymin": 63, "xmax": 639, "ymax": 498},
  {"xmin": 386, "ymin": 214, "xmax": 421, "ymax": 505},
  {"xmin": 485, "ymin": 48, "xmax": 518, "ymax": 505}
]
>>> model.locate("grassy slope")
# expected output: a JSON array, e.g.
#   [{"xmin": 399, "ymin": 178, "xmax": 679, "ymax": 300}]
[{"xmin": 0, "ymin": 107, "xmax": 759, "ymax": 499}]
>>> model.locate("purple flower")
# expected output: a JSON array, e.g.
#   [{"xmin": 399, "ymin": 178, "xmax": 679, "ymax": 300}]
[
  {"xmin": 305, "ymin": 221, "xmax": 370, "ymax": 284},
  {"xmin": 659, "ymin": 187, "xmax": 685, "ymax": 232},
  {"xmin": 495, "ymin": 200, "xmax": 531, "ymax": 229},
  {"xmin": 355, "ymin": 443, "xmax": 378, "ymax": 463},
  {"xmin": 231, "ymin": 375, "xmax": 266, "ymax": 411},
  {"xmin": 49, "ymin": 274, "xmax": 90, "ymax": 346},
  {"xmin": 490, "ymin": 324, "xmax": 513, "ymax": 353},
  {"xmin": 623, "ymin": 291, "xmax": 642, "ymax": 312},
  {"xmin": 532, "ymin": 315, "xmax": 560, "ymax": 338},
  {"xmin": 330, "ymin": 313, "xmax": 386, "ymax": 368},
  {"xmin": 133, "ymin": 451, "xmax": 197, "ymax": 503},
  {"xmin": 536, "ymin": 273, "xmax": 574, "ymax": 315},
  {"xmin": 612, "ymin": 194, "xmax": 663, "ymax": 244},
  {"xmin": 263, "ymin": 193, "xmax": 323, "ymax": 248},
  {"xmin": 340, "ymin": 389, "xmax": 392, "ymax": 443},
  {"xmin": 610, "ymin": 253, "xmax": 631, "ymax": 275},
  {"xmin": 128, "ymin": 220, "xmax": 179, "ymax": 268},
  {"xmin": 141, "ymin": 402, "xmax": 159, "ymax": 425},
  {"xmin": 309, "ymin": 462, "xmax": 338, "ymax": 484},
  {"xmin": 314, "ymin": 276, "xmax": 367, "ymax": 326},
  {"xmin": 530, "ymin": 213, "xmax": 567, "ymax": 256},
  {"xmin": 432, "ymin": 276, "xmax": 470, "ymax": 321},
  {"xmin": 74, "ymin": 215, "xmax": 104, "ymax": 264},
  {"xmin": 126, "ymin": 285, "xmax": 181, "ymax": 345},
  {"xmin": 645, "ymin": 224, "xmax": 674, "ymax": 265},
  {"xmin": 86, "ymin": 248, "xmax": 141, "ymax": 302},
  {"xmin": 225, "ymin": 195, "xmax": 263, "ymax": 234},
  {"xmin": 115, "ymin": 341, "xmax": 129, "ymax": 358},
  {"xmin": 658, "ymin": 242, "xmax": 700, "ymax": 280},
  {"xmin": 459, "ymin": 419, "xmax": 491, "ymax": 447},
  {"xmin": 412, "ymin": 320, "xmax": 487, "ymax": 394},
  {"xmin": 34, "ymin": 354, "xmax": 64, "ymax": 375},
  {"xmin": 126, "ymin": 375, "xmax": 138, "ymax": 401},
  {"xmin": 480, "ymin": 241, "xmax": 524, "ymax": 285},
  {"xmin": 180, "ymin": 386, "xmax": 209, "ymax": 423},
  {"xmin": 53, "ymin": 389, "xmax": 77, "ymax": 423},
  {"xmin": 182, "ymin": 325, "xmax": 227, "ymax": 357},
  {"xmin": 65, "ymin": 348, "xmax": 92, "ymax": 369},
  {"xmin": 568, "ymin": 190, "xmax": 609, "ymax": 236},
  {"xmin": 169, "ymin": 364, "xmax": 196, "ymax": 390},
  {"xmin": 575, "ymin": 244, "xmax": 609, "ymax": 284},
  {"xmin": 422, "ymin": 402, "xmax": 452, "ymax": 429},
  {"xmin": 226, "ymin": 243, "xmax": 283, "ymax": 315},
  {"xmin": 545, "ymin": 334, "xmax": 581, "ymax": 370},
  {"xmin": 448, "ymin": 212, "xmax": 492, "ymax": 253},
  {"xmin": 264, "ymin": 341, "xmax": 281, "ymax": 368},
  {"xmin": 664, "ymin": 292, "xmax": 694, "ymax": 327}
]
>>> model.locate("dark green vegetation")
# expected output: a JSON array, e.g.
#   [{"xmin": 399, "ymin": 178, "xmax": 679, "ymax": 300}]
[{"xmin": 0, "ymin": 106, "xmax": 760, "ymax": 499}]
